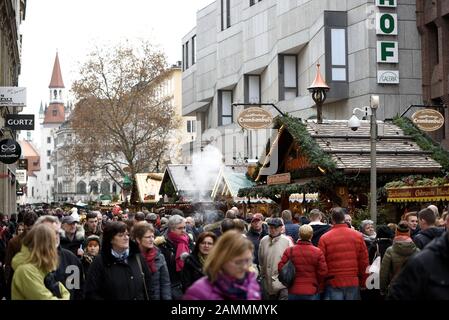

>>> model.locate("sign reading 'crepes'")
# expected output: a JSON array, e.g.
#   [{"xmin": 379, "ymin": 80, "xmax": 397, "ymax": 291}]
[
  {"xmin": 238, "ymin": 107, "xmax": 273, "ymax": 130},
  {"xmin": 411, "ymin": 109, "xmax": 445, "ymax": 132}
]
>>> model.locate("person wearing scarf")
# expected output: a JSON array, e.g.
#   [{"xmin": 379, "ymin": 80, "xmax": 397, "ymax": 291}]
[
  {"xmin": 360, "ymin": 220, "xmax": 377, "ymax": 250},
  {"xmin": 183, "ymin": 230, "xmax": 261, "ymax": 300},
  {"xmin": 167, "ymin": 230, "xmax": 190, "ymax": 272},
  {"xmin": 133, "ymin": 222, "xmax": 172, "ymax": 300}
]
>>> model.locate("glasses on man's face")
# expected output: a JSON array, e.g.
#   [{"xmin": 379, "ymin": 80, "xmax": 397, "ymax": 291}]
[{"xmin": 230, "ymin": 257, "xmax": 253, "ymax": 268}]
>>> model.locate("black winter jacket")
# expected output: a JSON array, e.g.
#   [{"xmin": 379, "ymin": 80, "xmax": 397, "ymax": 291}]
[
  {"xmin": 181, "ymin": 253, "xmax": 204, "ymax": 292},
  {"xmin": 310, "ymin": 224, "xmax": 331, "ymax": 246},
  {"xmin": 388, "ymin": 232, "xmax": 449, "ymax": 300},
  {"xmin": 84, "ymin": 241, "xmax": 152, "ymax": 300},
  {"xmin": 413, "ymin": 227, "xmax": 445, "ymax": 250},
  {"xmin": 56, "ymin": 247, "xmax": 85, "ymax": 300}
]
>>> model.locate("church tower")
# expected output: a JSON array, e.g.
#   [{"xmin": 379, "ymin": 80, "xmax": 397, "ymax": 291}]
[{"xmin": 43, "ymin": 52, "xmax": 66, "ymax": 124}]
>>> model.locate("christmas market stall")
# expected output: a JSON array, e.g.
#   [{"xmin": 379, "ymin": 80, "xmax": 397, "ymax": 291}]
[
  {"xmin": 211, "ymin": 165, "xmax": 275, "ymax": 217},
  {"xmin": 135, "ymin": 173, "xmax": 163, "ymax": 207},
  {"xmin": 238, "ymin": 115, "xmax": 446, "ymax": 218}
]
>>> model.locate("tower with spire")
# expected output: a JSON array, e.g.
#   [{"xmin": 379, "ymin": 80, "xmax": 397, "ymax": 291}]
[{"xmin": 43, "ymin": 52, "xmax": 66, "ymax": 125}]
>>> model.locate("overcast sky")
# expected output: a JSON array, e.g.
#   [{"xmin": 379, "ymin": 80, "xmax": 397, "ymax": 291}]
[{"xmin": 18, "ymin": 0, "xmax": 214, "ymax": 119}]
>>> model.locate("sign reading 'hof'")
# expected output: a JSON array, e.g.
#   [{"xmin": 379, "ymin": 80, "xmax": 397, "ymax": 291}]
[
  {"xmin": 0, "ymin": 139, "xmax": 21, "ymax": 164},
  {"xmin": 238, "ymin": 107, "xmax": 273, "ymax": 130},
  {"xmin": 412, "ymin": 109, "xmax": 445, "ymax": 132}
]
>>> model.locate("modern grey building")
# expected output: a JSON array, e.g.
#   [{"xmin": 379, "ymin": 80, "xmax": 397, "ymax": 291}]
[{"xmin": 182, "ymin": 0, "xmax": 423, "ymax": 163}]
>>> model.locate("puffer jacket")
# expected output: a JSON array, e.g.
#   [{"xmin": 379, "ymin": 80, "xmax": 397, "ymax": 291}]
[
  {"xmin": 388, "ymin": 232, "xmax": 449, "ymax": 300},
  {"xmin": 318, "ymin": 224, "xmax": 369, "ymax": 288},
  {"xmin": 183, "ymin": 272, "xmax": 261, "ymax": 300},
  {"xmin": 148, "ymin": 248, "xmax": 172, "ymax": 300},
  {"xmin": 278, "ymin": 241, "xmax": 327, "ymax": 295},
  {"xmin": 11, "ymin": 245, "xmax": 70, "ymax": 300},
  {"xmin": 379, "ymin": 237, "xmax": 419, "ymax": 294},
  {"xmin": 413, "ymin": 227, "xmax": 445, "ymax": 249},
  {"xmin": 258, "ymin": 234, "xmax": 293, "ymax": 295}
]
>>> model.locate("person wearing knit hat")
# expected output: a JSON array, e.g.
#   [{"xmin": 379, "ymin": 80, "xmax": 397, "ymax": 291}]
[
  {"xmin": 82, "ymin": 235, "xmax": 101, "ymax": 276},
  {"xmin": 379, "ymin": 221, "xmax": 419, "ymax": 295}
]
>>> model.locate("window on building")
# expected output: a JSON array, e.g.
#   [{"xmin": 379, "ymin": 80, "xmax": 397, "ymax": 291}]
[
  {"xmin": 90, "ymin": 181, "xmax": 99, "ymax": 195},
  {"xmin": 192, "ymin": 35, "xmax": 196, "ymax": 65},
  {"xmin": 221, "ymin": 0, "xmax": 231, "ymax": 30},
  {"xmin": 187, "ymin": 120, "xmax": 196, "ymax": 133},
  {"xmin": 32, "ymin": 187, "xmax": 34, "ymax": 197},
  {"xmin": 52, "ymin": 109, "xmax": 57, "ymax": 116},
  {"xmin": 47, "ymin": 163, "xmax": 51, "ymax": 170},
  {"xmin": 47, "ymin": 175, "xmax": 50, "ymax": 181},
  {"xmin": 244, "ymin": 75, "xmax": 261, "ymax": 104},
  {"xmin": 77, "ymin": 181, "xmax": 87, "ymax": 194},
  {"xmin": 250, "ymin": 0, "xmax": 262, "ymax": 6},
  {"xmin": 101, "ymin": 181, "xmax": 111, "ymax": 195},
  {"xmin": 47, "ymin": 137, "xmax": 51, "ymax": 144},
  {"xmin": 185, "ymin": 41, "xmax": 189, "ymax": 70},
  {"xmin": 47, "ymin": 150, "xmax": 51, "ymax": 156},
  {"xmin": 112, "ymin": 183, "xmax": 117, "ymax": 194},
  {"xmin": 278, "ymin": 54, "xmax": 298, "ymax": 100},
  {"xmin": 330, "ymin": 28, "xmax": 347, "ymax": 81},
  {"xmin": 218, "ymin": 90, "xmax": 233, "ymax": 126}
]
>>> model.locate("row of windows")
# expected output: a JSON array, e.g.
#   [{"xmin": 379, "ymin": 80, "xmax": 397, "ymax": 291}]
[
  {"xmin": 182, "ymin": 35, "xmax": 196, "ymax": 71},
  {"xmin": 222, "ymin": 0, "xmax": 263, "ymax": 31},
  {"xmin": 57, "ymin": 181, "xmax": 117, "ymax": 195}
]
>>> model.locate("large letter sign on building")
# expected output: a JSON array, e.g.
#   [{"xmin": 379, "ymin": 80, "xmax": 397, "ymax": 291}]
[{"xmin": 376, "ymin": 0, "xmax": 399, "ymax": 84}]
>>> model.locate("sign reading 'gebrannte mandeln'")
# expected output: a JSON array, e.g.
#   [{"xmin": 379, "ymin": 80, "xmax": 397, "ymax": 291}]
[
  {"xmin": 238, "ymin": 107, "xmax": 273, "ymax": 130},
  {"xmin": 376, "ymin": 0, "xmax": 399, "ymax": 84}
]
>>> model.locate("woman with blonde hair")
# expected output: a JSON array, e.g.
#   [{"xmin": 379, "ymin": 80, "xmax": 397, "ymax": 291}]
[
  {"xmin": 183, "ymin": 230, "xmax": 261, "ymax": 300},
  {"xmin": 11, "ymin": 223, "xmax": 70, "ymax": 300}
]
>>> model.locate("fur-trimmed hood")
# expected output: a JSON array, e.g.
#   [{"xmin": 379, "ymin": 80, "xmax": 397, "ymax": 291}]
[{"xmin": 60, "ymin": 225, "xmax": 85, "ymax": 242}]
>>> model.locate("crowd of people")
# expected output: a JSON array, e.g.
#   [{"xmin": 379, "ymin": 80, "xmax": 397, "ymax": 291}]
[{"xmin": 0, "ymin": 203, "xmax": 448, "ymax": 300}]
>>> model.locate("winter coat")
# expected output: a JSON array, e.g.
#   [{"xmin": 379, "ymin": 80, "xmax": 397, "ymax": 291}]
[
  {"xmin": 56, "ymin": 247, "xmax": 85, "ymax": 300},
  {"xmin": 155, "ymin": 231, "xmax": 194, "ymax": 299},
  {"xmin": 309, "ymin": 223, "xmax": 331, "ymax": 247},
  {"xmin": 368, "ymin": 238, "xmax": 393, "ymax": 264},
  {"xmin": 278, "ymin": 241, "xmax": 328, "ymax": 295},
  {"xmin": 181, "ymin": 253, "xmax": 205, "ymax": 292},
  {"xmin": 379, "ymin": 238, "xmax": 419, "ymax": 294},
  {"xmin": 258, "ymin": 234, "xmax": 293, "ymax": 295},
  {"xmin": 3, "ymin": 233, "xmax": 25, "ymax": 299},
  {"xmin": 318, "ymin": 224, "xmax": 369, "ymax": 288},
  {"xmin": 84, "ymin": 241, "xmax": 152, "ymax": 300},
  {"xmin": 284, "ymin": 221, "xmax": 299, "ymax": 243},
  {"xmin": 413, "ymin": 227, "xmax": 445, "ymax": 250},
  {"xmin": 387, "ymin": 232, "xmax": 449, "ymax": 300},
  {"xmin": 246, "ymin": 226, "xmax": 268, "ymax": 266},
  {"xmin": 60, "ymin": 227, "xmax": 85, "ymax": 257},
  {"xmin": 11, "ymin": 245, "xmax": 70, "ymax": 300},
  {"xmin": 149, "ymin": 248, "xmax": 172, "ymax": 300},
  {"xmin": 183, "ymin": 272, "xmax": 261, "ymax": 300}
]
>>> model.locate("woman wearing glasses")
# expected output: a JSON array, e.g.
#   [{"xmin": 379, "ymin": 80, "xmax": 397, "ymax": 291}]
[
  {"xmin": 183, "ymin": 230, "xmax": 261, "ymax": 300},
  {"xmin": 84, "ymin": 221, "xmax": 152, "ymax": 300},
  {"xmin": 181, "ymin": 231, "xmax": 217, "ymax": 292},
  {"xmin": 133, "ymin": 222, "xmax": 171, "ymax": 300}
]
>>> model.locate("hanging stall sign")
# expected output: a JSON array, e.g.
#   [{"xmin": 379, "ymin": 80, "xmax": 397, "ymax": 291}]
[
  {"xmin": 412, "ymin": 109, "xmax": 445, "ymax": 132},
  {"xmin": 387, "ymin": 185, "xmax": 449, "ymax": 202},
  {"xmin": 0, "ymin": 87, "xmax": 26, "ymax": 107},
  {"xmin": 238, "ymin": 107, "xmax": 273, "ymax": 130},
  {"xmin": 267, "ymin": 173, "xmax": 291, "ymax": 186},
  {"xmin": 0, "ymin": 139, "xmax": 21, "ymax": 164},
  {"xmin": 5, "ymin": 114, "xmax": 35, "ymax": 130}
]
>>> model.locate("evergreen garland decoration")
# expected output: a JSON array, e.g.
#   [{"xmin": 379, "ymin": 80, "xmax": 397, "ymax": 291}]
[
  {"xmin": 393, "ymin": 116, "xmax": 449, "ymax": 172},
  {"xmin": 275, "ymin": 116, "xmax": 337, "ymax": 171}
]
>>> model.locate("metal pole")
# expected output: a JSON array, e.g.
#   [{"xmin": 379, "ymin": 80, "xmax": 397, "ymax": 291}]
[
  {"xmin": 370, "ymin": 107, "xmax": 377, "ymax": 225},
  {"xmin": 317, "ymin": 101, "xmax": 323, "ymax": 124}
]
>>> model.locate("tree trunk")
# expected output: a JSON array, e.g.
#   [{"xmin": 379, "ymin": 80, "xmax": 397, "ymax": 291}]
[{"xmin": 130, "ymin": 178, "xmax": 139, "ymax": 205}]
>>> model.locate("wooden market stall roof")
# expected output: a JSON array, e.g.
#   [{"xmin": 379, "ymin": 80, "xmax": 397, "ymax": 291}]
[
  {"xmin": 135, "ymin": 173, "xmax": 163, "ymax": 204},
  {"xmin": 256, "ymin": 117, "xmax": 442, "ymax": 179},
  {"xmin": 211, "ymin": 166, "xmax": 255, "ymax": 198}
]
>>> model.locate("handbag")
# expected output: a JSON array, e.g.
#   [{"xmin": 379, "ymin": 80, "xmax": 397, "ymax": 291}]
[
  {"xmin": 278, "ymin": 247, "xmax": 296, "ymax": 288},
  {"xmin": 136, "ymin": 254, "xmax": 150, "ymax": 300},
  {"xmin": 368, "ymin": 244, "xmax": 381, "ymax": 274}
]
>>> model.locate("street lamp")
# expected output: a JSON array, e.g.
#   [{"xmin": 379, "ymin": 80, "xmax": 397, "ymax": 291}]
[
  {"xmin": 348, "ymin": 95, "xmax": 380, "ymax": 225},
  {"xmin": 308, "ymin": 64, "xmax": 330, "ymax": 124}
]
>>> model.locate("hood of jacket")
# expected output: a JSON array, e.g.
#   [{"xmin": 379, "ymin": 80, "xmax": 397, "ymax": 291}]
[
  {"xmin": 60, "ymin": 226, "xmax": 85, "ymax": 242},
  {"xmin": 11, "ymin": 245, "xmax": 31, "ymax": 271},
  {"xmin": 392, "ymin": 240, "xmax": 419, "ymax": 256},
  {"xmin": 418, "ymin": 227, "xmax": 445, "ymax": 241}
]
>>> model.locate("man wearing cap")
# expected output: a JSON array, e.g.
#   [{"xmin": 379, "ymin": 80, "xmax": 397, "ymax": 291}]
[
  {"xmin": 258, "ymin": 217, "xmax": 294, "ymax": 300},
  {"xmin": 246, "ymin": 213, "xmax": 268, "ymax": 266},
  {"xmin": 380, "ymin": 221, "xmax": 419, "ymax": 296},
  {"xmin": 60, "ymin": 215, "xmax": 85, "ymax": 258}
]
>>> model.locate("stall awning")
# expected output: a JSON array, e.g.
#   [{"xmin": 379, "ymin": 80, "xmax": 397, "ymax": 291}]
[{"xmin": 387, "ymin": 185, "xmax": 449, "ymax": 202}]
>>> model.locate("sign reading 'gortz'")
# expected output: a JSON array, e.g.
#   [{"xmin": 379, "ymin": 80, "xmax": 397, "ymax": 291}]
[
  {"xmin": 238, "ymin": 107, "xmax": 273, "ymax": 130},
  {"xmin": 5, "ymin": 114, "xmax": 35, "ymax": 130},
  {"xmin": 376, "ymin": 0, "xmax": 399, "ymax": 84}
]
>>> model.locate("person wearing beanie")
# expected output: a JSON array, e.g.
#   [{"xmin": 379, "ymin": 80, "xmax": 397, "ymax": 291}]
[
  {"xmin": 379, "ymin": 221, "xmax": 419, "ymax": 296},
  {"xmin": 82, "ymin": 235, "xmax": 101, "ymax": 276}
]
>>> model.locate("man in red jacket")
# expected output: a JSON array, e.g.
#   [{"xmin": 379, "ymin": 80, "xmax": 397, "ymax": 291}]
[{"xmin": 318, "ymin": 207, "xmax": 369, "ymax": 300}]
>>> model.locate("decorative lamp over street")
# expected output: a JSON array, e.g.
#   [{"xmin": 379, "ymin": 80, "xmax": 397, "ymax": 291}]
[
  {"xmin": 308, "ymin": 64, "xmax": 330, "ymax": 124},
  {"xmin": 122, "ymin": 174, "xmax": 132, "ymax": 191}
]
